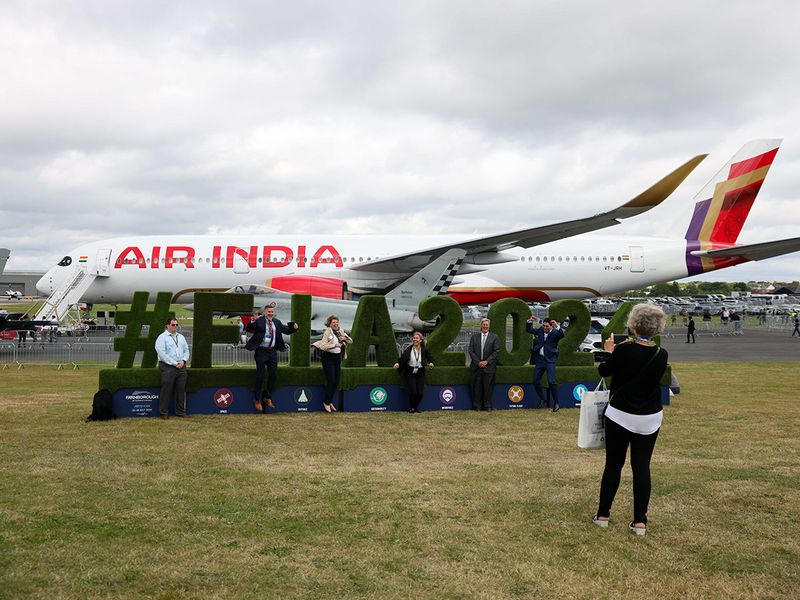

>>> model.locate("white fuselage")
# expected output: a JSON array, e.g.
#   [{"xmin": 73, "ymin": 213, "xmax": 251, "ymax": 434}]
[{"xmin": 36, "ymin": 233, "xmax": 694, "ymax": 304}]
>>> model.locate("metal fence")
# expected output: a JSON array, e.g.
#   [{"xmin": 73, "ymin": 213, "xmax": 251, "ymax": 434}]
[
  {"xmin": 2, "ymin": 317, "xmax": 797, "ymax": 369},
  {"xmin": 0, "ymin": 338, "xmax": 413, "ymax": 369}
]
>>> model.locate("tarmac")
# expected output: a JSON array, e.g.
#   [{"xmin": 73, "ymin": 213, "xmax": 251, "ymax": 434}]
[{"xmin": 660, "ymin": 325, "xmax": 799, "ymax": 362}]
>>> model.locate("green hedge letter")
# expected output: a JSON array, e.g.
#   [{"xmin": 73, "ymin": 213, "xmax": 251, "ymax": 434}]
[
  {"xmin": 418, "ymin": 295, "xmax": 464, "ymax": 366},
  {"xmin": 343, "ymin": 295, "xmax": 397, "ymax": 367},
  {"xmin": 487, "ymin": 298, "xmax": 532, "ymax": 366},
  {"xmin": 548, "ymin": 299, "xmax": 594, "ymax": 366},
  {"xmin": 290, "ymin": 294, "xmax": 312, "ymax": 367},
  {"xmin": 191, "ymin": 292, "xmax": 253, "ymax": 368}
]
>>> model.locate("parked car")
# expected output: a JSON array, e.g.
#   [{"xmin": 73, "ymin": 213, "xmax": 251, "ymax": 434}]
[{"xmin": 579, "ymin": 317, "xmax": 610, "ymax": 352}]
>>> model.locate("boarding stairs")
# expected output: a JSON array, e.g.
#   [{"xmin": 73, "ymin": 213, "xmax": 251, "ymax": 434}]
[{"xmin": 33, "ymin": 268, "xmax": 97, "ymax": 322}]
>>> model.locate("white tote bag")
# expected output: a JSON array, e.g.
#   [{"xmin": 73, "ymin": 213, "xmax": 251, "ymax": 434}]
[{"xmin": 577, "ymin": 380, "xmax": 610, "ymax": 450}]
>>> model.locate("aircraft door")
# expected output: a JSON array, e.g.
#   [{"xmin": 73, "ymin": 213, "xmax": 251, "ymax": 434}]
[
  {"xmin": 96, "ymin": 248, "xmax": 113, "ymax": 276},
  {"xmin": 629, "ymin": 246, "xmax": 644, "ymax": 272},
  {"xmin": 232, "ymin": 255, "xmax": 250, "ymax": 274}
]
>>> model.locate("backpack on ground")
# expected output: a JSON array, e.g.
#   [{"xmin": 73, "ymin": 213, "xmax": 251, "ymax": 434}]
[{"xmin": 87, "ymin": 389, "xmax": 115, "ymax": 421}]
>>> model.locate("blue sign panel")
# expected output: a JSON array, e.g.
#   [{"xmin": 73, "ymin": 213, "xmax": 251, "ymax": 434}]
[
  {"xmin": 490, "ymin": 383, "xmax": 544, "ymax": 410},
  {"xmin": 111, "ymin": 385, "xmax": 328, "ymax": 417},
  {"xmin": 418, "ymin": 385, "xmax": 472, "ymax": 412},
  {"xmin": 110, "ymin": 382, "xmax": 670, "ymax": 417},
  {"xmin": 342, "ymin": 384, "xmax": 405, "ymax": 412},
  {"xmin": 113, "ymin": 388, "xmax": 161, "ymax": 417}
]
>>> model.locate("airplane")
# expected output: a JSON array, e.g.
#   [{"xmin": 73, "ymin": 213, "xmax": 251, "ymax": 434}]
[
  {"xmin": 35, "ymin": 139, "xmax": 800, "ymax": 320},
  {"xmin": 190, "ymin": 249, "xmax": 467, "ymax": 334}
]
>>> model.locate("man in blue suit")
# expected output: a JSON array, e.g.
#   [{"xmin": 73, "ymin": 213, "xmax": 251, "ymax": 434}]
[
  {"xmin": 526, "ymin": 315, "xmax": 564, "ymax": 412},
  {"xmin": 245, "ymin": 305, "xmax": 299, "ymax": 412}
]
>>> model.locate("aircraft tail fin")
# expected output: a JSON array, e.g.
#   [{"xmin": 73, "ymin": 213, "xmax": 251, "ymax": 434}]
[
  {"xmin": 0, "ymin": 248, "xmax": 9, "ymax": 278},
  {"xmin": 684, "ymin": 139, "xmax": 781, "ymax": 275},
  {"xmin": 385, "ymin": 249, "xmax": 466, "ymax": 307},
  {"xmin": 685, "ymin": 139, "xmax": 781, "ymax": 244}
]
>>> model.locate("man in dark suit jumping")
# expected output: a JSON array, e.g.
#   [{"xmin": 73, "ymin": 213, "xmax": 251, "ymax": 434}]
[
  {"xmin": 526, "ymin": 315, "xmax": 564, "ymax": 412},
  {"xmin": 245, "ymin": 305, "xmax": 299, "ymax": 412}
]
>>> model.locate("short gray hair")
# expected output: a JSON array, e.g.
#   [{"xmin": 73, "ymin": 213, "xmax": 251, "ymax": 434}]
[
  {"xmin": 626, "ymin": 303, "xmax": 666, "ymax": 338},
  {"xmin": 480, "ymin": 318, "xmax": 490, "ymax": 326}
]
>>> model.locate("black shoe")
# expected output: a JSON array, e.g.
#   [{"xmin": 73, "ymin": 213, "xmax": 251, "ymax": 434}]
[
  {"xmin": 536, "ymin": 400, "xmax": 544, "ymax": 409},
  {"xmin": 552, "ymin": 403, "xmax": 560, "ymax": 413}
]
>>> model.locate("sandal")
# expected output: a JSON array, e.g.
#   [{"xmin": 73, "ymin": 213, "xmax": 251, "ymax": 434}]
[
  {"xmin": 628, "ymin": 522, "xmax": 647, "ymax": 536},
  {"xmin": 592, "ymin": 515, "xmax": 609, "ymax": 528}
]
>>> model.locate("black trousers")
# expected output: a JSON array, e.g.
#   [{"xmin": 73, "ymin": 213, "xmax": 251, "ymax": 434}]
[
  {"xmin": 254, "ymin": 347, "xmax": 278, "ymax": 400},
  {"xmin": 471, "ymin": 367, "xmax": 495, "ymax": 409},
  {"xmin": 596, "ymin": 418, "xmax": 660, "ymax": 524},
  {"xmin": 158, "ymin": 362, "xmax": 187, "ymax": 416},
  {"xmin": 321, "ymin": 351, "xmax": 341, "ymax": 406},
  {"xmin": 403, "ymin": 370, "xmax": 426, "ymax": 410},
  {"xmin": 687, "ymin": 331, "xmax": 695, "ymax": 343}
]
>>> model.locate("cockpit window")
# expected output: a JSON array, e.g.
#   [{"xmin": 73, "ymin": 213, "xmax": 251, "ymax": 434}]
[{"xmin": 58, "ymin": 256, "xmax": 72, "ymax": 267}]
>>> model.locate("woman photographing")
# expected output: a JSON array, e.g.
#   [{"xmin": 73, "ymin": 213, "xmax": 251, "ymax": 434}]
[{"xmin": 592, "ymin": 304, "xmax": 669, "ymax": 536}]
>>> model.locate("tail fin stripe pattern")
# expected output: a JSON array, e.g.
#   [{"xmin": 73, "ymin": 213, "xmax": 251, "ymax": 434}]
[
  {"xmin": 728, "ymin": 147, "xmax": 779, "ymax": 179},
  {"xmin": 684, "ymin": 140, "xmax": 781, "ymax": 276},
  {"xmin": 699, "ymin": 164, "xmax": 772, "ymax": 244}
]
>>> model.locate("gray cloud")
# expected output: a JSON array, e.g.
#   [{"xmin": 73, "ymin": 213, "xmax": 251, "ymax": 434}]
[{"xmin": 1, "ymin": 0, "xmax": 799, "ymax": 283}]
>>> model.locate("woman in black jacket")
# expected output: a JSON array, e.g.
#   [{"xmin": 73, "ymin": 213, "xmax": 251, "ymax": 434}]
[
  {"xmin": 592, "ymin": 304, "xmax": 668, "ymax": 536},
  {"xmin": 393, "ymin": 332, "xmax": 434, "ymax": 413}
]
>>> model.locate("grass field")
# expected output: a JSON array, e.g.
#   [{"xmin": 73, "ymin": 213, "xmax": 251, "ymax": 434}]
[{"xmin": 1, "ymin": 363, "xmax": 798, "ymax": 599}]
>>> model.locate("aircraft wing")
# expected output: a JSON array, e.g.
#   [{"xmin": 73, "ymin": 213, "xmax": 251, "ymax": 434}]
[
  {"xmin": 690, "ymin": 237, "xmax": 800, "ymax": 262},
  {"xmin": 351, "ymin": 154, "xmax": 706, "ymax": 273}
]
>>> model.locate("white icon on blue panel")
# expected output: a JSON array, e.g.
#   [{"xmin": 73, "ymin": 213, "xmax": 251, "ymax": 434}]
[{"xmin": 573, "ymin": 384, "xmax": 588, "ymax": 401}]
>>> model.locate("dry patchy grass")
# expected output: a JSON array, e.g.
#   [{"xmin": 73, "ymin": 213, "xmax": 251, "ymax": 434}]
[{"xmin": 0, "ymin": 363, "xmax": 798, "ymax": 599}]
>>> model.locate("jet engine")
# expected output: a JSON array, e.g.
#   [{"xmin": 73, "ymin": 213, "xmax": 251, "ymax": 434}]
[{"xmin": 266, "ymin": 276, "xmax": 349, "ymax": 299}]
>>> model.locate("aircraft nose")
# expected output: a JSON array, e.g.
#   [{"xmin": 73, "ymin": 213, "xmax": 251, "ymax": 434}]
[{"xmin": 36, "ymin": 270, "xmax": 54, "ymax": 296}]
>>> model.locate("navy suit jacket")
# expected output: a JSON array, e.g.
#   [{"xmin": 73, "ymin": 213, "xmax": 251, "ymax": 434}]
[
  {"xmin": 526, "ymin": 322, "xmax": 564, "ymax": 364},
  {"xmin": 245, "ymin": 316, "xmax": 296, "ymax": 352}
]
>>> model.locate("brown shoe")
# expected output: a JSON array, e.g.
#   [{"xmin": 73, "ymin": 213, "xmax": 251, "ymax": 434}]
[
  {"xmin": 265, "ymin": 397, "xmax": 275, "ymax": 410},
  {"xmin": 254, "ymin": 399, "xmax": 263, "ymax": 412},
  {"xmin": 160, "ymin": 414, "xmax": 169, "ymax": 420}
]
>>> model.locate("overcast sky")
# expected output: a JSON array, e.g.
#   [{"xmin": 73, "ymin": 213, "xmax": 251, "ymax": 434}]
[{"xmin": 2, "ymin": 1, "xmax": 799, "ymax": 284}]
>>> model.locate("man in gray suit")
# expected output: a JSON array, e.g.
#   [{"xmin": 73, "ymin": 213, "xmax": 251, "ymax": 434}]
[{"xmin": 468, "ymin": 318, "xmax": 500, "ymax": 411}]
